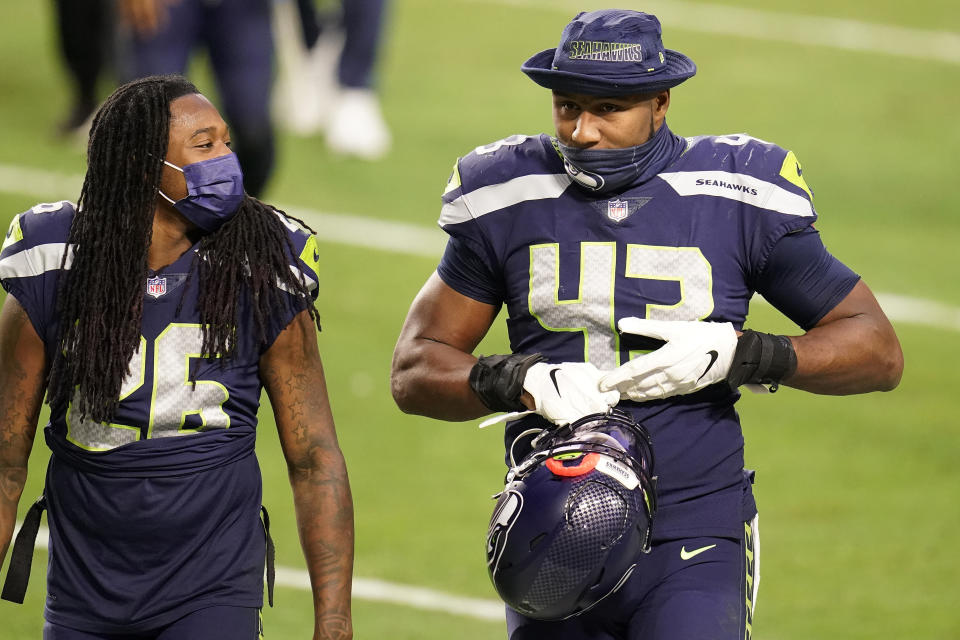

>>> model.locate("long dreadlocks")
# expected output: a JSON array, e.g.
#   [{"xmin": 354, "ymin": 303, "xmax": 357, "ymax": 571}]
[{"xmin": 47, "ymin": 75, "xmax": 321, "ymax": 423}]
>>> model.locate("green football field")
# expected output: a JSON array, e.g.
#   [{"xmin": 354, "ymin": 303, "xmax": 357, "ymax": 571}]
[{"xmin": 1, "ymin": 0, "xmax": 958, "ymax": 638}]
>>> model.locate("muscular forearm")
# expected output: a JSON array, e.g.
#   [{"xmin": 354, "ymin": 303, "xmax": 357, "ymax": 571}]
[
  {"xmin": 392, "ymin": 272, "xmax": 503, "ymax": 420},
  {"xmin": 0, "ymin": 297, "xmax": 46, "ymax": 567},
  {"xmin": 785, "ymin": 313, "xmax": 903, "ymax": 394},
  {"xmin": 0, "ymin": 466, "xmax": 27, "ymax": 566},
  {"xmin": 260, "ymin": 312, "xmax": 355, "ymax": 638},
  {"xmin": 390, "ymin": 337, "xmax": 491, "ymax": 421},
  {"xmin": 289, "ymin": 455, "xmax": 354, "ymax": 640}
]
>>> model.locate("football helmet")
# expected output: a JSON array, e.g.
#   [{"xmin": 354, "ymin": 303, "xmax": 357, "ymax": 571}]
[{"xmin": 485, "ymin": 410, "xmax": 657, "ymax": 620}]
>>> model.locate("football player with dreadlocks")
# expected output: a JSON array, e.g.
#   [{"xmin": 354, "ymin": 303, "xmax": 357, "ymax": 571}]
[
  {"xmin": 391, "ymin": 9, "xmax": 902, "ymax": 640},
  {"xmin": 0, "ymin": 75, "xmax": 353, "ymax": 639}
]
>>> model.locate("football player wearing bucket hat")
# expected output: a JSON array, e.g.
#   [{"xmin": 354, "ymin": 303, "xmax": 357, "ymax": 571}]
[{"xmin": 392, "ymin": 8, "xmax": 902, "ymax": 640}]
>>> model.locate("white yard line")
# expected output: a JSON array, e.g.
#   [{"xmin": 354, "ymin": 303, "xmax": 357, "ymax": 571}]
[
  {"xmin": 283, "ymin": 204, "xmax": 447, "ymax": 258},
  {"xmin": 276, "ymin": 567, "xmax": 505, "ymax": 621},
  {"xmin": 1, "ymin": 162, "xmax": 956, "ymax": 333},
  {"xmin": 468, "ymin": 0, "xmax": 960, "ymax": 65}
]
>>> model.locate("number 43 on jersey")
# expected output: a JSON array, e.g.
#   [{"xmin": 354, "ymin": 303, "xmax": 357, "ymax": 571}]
[{"xmin": 528, "ymin": 242, "xmax": 715, "ymax": 369}]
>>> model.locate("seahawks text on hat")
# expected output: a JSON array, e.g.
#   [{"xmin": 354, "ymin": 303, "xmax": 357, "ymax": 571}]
[{"xmin": 568, "ymin": 40, "xmax": 648, "ymax": 63}]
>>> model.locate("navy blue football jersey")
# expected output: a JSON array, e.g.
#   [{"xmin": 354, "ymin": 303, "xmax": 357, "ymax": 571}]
[
  {"xmin": 0, "ymin": 200, "xmax": 320, "ymax": 633},
  {"xmin": 437, "ymin": 133, "xmax": 859, "ymax": 540}
]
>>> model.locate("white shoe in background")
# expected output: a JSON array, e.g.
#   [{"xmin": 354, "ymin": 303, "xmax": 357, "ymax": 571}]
[
  {"xmin": 325, "ymin": 88, "xmax": 392, "ymax": 160},
  {"xmin": 272, "ymin": 0, "xmax": 341, "ymax": 136}
]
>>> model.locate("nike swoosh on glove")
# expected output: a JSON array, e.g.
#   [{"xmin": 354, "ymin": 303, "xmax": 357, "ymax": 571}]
[
  {"xmin": 522, "ymin": 362, "xmax": 620, "ymax": 426},
  {"xmin": 598, "ymin": 317, "xmax": 737, "ymax": 401}
]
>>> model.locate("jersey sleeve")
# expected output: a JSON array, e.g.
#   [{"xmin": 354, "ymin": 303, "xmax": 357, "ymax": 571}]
[
  {"xmin": 719, "ymin": 137, "xmax": 822, "ymax": 286},
  {"xmin": 0, "ymin": 201, "xmax": 75, "ymax": 342},
  {"xmin": 736, "ymin": 140, "xmax": 866, "ymax": 328},
  {"xmin": 262, "ymin": 211, "xmax": 322, "ymax": 349},
  {"xmin": 290, "ymin": 226, "xmax": 321, "ymax": 305},
  {"xmin": 436, "ymin": 235, "xmax": 504, "ymax": 305},
  {"xmin": 435, "ymin": 137, "xmax": 549, "ymax": 305},
  {"xmin": 683, "ymin": 136, "xmax": 851, "ymax": 327},
  {"xmin": 435, "ymin": 153, "xmax": 507, "ymax": 305},
  {"xmin": 754, "ymin": 226, "xmax": 860, "ymax": 330}
]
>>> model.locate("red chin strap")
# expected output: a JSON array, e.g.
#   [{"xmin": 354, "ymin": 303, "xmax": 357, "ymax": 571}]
[{"xmin": 545, "ymin": 452, "xmax": 600, "ymax": 477}]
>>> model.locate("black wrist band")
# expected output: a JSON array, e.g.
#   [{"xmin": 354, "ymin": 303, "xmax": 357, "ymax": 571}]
[
  {"xmin": 469, "ymin": 353, "xmax": 544, "ymax": 412},
  {"xmin": 727, "ymin": 330, "xmax": 797, "ymax": 392}
]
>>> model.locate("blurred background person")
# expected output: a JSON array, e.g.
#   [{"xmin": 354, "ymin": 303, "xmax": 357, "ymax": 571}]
[
  {"xmin": 51, "ymin": 0, "xmax": 112, "ymax": 137},
  {"xmin": 117, "ymin": 0, "xmax": 276, "ymax": 197},
  {"xmin": 274, "ymin": 0, "xmax": 391, "ymax": 160}
]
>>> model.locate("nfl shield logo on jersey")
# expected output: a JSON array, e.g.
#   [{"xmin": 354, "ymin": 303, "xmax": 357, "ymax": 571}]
[
  {"xmin": 146, "ymin": 276, "xmax": 167, "ymax": 298},
  {"xmin": 607, "ymin": 199, "xmax": 629, "ymax": 222}
]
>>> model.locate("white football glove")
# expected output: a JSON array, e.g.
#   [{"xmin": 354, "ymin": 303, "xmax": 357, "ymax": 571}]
[
  {"xmin": 522, "ymin": 362, "xmax": 620, "ymax": 426},
  {"xmin": 599, "ymin": 317, "xmax": 737, "ymax": 402}
]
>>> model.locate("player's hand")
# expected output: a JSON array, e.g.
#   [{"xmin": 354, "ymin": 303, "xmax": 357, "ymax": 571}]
[
  {"xmin": 522, "ymin": 362, "xmax": 619, "ymax": 426},
  {"xmin": 118, "ymin": 0, "xmax": 182, "ymax": 36},
  {"xmin": 599, "ymin": 317, "xmax": 737, "ymax": 401}
]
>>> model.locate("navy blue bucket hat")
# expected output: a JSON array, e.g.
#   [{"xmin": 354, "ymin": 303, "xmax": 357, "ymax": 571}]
[{"xmin": 521, "ymin": 9, "xmax": 696, "ymax": 95}]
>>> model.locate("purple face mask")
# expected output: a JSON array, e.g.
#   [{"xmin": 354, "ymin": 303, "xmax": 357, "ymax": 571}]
[{"xmin": 158, "ymin": 153, "xmax": 245, "ymax": 232}]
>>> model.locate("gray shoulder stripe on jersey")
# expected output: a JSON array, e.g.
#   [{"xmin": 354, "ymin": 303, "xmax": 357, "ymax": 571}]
[
  {"xmin": 658, "ymin": 171, "xmax": 813, "ymax": 217},
  {"xmin": 438, "ymin": 173, "xmax": 571, "ymax": 226},
  {"xmin": 0, "ymin": 242, "xmax": 74, "ymax": 280},
  {"xmin": 276, "ymin": 264, "xmax": 318, "ymax": 294},
  {"xmin": 273, "ymin": 208, "xmax": 309, "ymax": 234},
  {"xmin": 0, "ymin": 242, "xmax": 316, "ymax": 296},
  {"xmin": 709, "ymin": 134, "xmax": 776, "ymax": 148}
]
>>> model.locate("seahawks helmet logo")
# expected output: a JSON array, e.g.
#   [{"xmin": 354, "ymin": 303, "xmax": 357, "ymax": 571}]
[{"xmin": 486, "ymin": 490, "xmax": 523, "ymax": 574}]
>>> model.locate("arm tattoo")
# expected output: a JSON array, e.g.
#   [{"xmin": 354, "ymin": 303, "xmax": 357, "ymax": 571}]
[
  {"xmin": 260, "ymin": 334, "xmax": 354, "ymax": 638},
  {"xmin": 0, "ymin": 304, "xmax": 44, "ymax": 501},
  {"xmin": 262, "ymin": 361, "xmax": 345, "ymax": 486},
  {"xmin": 317, "ymin": 613, "xmax": 352, "ymax": 640},
  {"xmin": 0, "ymin": 301, "xmax": 45, "ymax": 561},
  {"xmin": 0, "ymin": 349, "xmax": 43, "ymax": 464}
]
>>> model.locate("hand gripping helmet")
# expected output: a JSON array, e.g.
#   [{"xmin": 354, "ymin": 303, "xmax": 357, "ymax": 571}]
[{"xmin": 485, "ymin": 410, "xmax": 657, "ymax": 620}]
